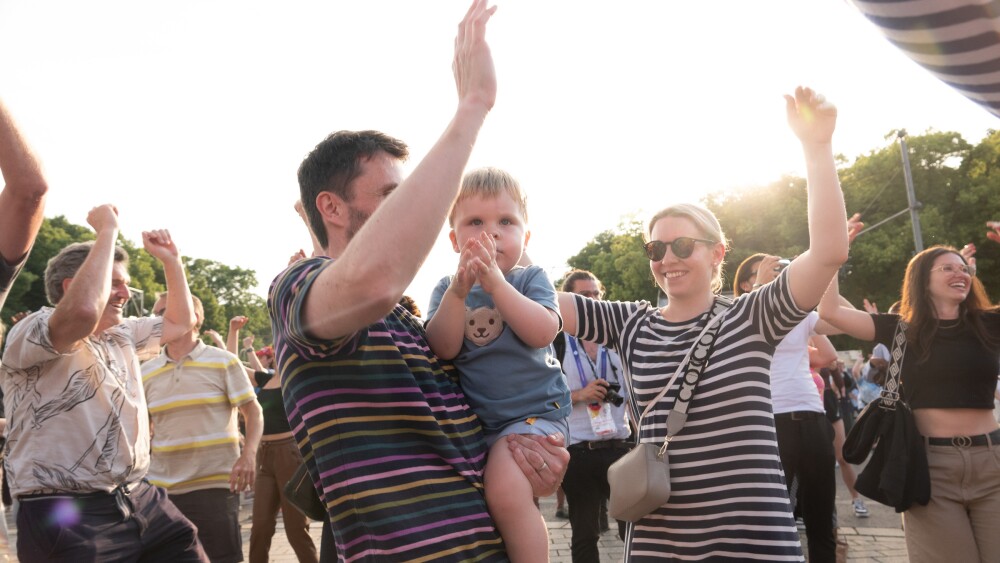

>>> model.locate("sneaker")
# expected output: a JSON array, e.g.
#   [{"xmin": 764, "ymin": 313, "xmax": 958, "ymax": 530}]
[
  {"xmin": 555, "ymin": 507, "xmax": 569, "ymax": 519},
  {"xmin": 852, "ymin": 498, "xmax": 869, "ymax": 518}
]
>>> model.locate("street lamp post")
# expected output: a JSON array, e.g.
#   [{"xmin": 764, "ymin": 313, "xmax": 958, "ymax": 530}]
[{"xmin": 897, "ymin": 129, "xmax": 924, "ymax": 253}]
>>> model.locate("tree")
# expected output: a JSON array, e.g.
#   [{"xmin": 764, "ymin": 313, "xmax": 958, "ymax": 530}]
[
  {"xmin": 118, "ymin": 235, "xmax": 165, "ymax": 317},
  {"xmin": 837, "ymin": 130, "xmax": 974, "ymax": 312},
  {"xmin": 185, "ymin": 258, "xmax": 271, "ymax": 343},
  {"xmin": 954, "ymin": 128, "xmax": 1000, "ymax": 299},
  {"xmin": 2, "ymin": 216, "xmax": 94, "ymax": 319},
  {"xmin": 705, "ymin": 175, "xmax": 810, "ymax": 292},
  {"xmin": 562, "ymin": 217, "xmax": 658, "ymax": 303}
]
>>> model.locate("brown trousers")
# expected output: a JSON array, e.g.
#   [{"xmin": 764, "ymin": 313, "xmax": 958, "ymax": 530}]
[
  {"xmin": 249, "ymin": 437, "xmax": 319, "ymax": 563},
  {"xmin": 902, "ymin": 439, "xmax": 1000, "ymax": 562}
]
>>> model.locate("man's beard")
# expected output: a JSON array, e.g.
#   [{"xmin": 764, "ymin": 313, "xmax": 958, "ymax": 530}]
[{"xmin": 346, "ymin": 205, "xmax": 371, "ymax": 240}]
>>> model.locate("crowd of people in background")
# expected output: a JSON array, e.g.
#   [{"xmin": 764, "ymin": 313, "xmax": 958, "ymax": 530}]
[{"xmin": 0, "ymin": 1, "xmax": 998, "ymax": 562}]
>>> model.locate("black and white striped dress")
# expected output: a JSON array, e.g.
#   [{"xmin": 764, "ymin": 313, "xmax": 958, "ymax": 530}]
[{"xmin": 572, "ymin": 271, "xmax": 806, "ymax": 562}]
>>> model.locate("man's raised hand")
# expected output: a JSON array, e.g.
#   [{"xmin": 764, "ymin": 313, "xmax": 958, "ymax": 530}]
[
  {"xmin": 142, "ymin": 229, "xmax": 180, "ymax": 264},
  {"xmin": 87, "ymin": 204, "xmax": 119, "ymax": 234},
  {"xmin": 453, "ymin": 0, "xmax": 497, "ymax": 114}
]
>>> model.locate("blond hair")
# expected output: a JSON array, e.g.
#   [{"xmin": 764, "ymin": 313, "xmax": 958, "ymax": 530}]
[
  {"xmin": 449, "ymin": 167, "xmax": 529, "ymax": 226},
  {"xmin": 647, "ymin": 203, "xmax": 728, "ymax": 294}
]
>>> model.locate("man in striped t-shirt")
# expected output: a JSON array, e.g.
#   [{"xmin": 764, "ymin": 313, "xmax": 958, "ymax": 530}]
[
  {"xmin": 269, "ymin": 2, "xmax": 568, "ymax": 561},
  {"xmin": 143, "ymin": 293, "xmax": 263, "ymax": 563}
]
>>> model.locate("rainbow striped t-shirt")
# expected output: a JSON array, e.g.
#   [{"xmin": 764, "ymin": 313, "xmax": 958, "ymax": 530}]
[{"xmin": 269, "ymin": 257, "xmax": 507, "ymax": 562}]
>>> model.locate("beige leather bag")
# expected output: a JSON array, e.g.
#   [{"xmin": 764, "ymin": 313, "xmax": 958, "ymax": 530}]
[
  {"xmin": 606, "ymin": 439, "xmax": 671, "ymax": 522},
  {"xmin": 607, "ymin": 299, "xmax": 729, "ymax": 522}
]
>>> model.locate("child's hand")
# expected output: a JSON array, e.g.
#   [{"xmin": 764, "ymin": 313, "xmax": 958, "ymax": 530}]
[
  {"xmin": 470, "ymin": 232, "xmax": 505, "ymax": 294},
  {"xmin": 449, "ymin": 239, "xmax": 481, "ymax": 299}
]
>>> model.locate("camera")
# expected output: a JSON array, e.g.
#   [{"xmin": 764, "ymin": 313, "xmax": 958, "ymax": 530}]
[
  {"xmin": 773, "ymin": 258, "xmax": 791, "ymax": 272},
  {"xmin": 604, "ymin": 382, "xmax": 625, "ymax": 407}
]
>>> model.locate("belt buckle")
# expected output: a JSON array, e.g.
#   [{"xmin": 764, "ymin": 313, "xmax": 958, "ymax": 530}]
[
  {"xmin": 790, "ymin": 411, "xmax": 806, "ymax": 421},
  {"xmin": 952, "ymin": 435, "xmax": 973, "ymax": 447}
]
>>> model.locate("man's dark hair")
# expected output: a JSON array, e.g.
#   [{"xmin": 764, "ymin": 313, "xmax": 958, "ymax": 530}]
[{"xmin": 297, "ymin": 130, "xmax": 409, "ymax": 249}]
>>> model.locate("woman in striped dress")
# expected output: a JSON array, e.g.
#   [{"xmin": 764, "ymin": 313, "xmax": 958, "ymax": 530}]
[{"xmin": 557, "ymin": 87, "xmax": 848, "ymax": 561}]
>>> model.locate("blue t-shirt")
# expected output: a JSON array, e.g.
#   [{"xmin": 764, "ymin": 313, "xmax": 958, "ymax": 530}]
[{"xmin": 428, "ymin": 265, "xmax": 571, "ymax": 433}]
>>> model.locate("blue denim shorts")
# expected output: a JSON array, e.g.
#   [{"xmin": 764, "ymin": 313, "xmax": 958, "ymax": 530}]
[{"xmin": 485, "ymin": 416, "xmax": 570, "ymax": 448}]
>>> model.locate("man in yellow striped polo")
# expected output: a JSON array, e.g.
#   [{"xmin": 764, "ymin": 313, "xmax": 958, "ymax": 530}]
[{"xmin": 142, "ymin": 293, "xmax": 263, "ymax": 563}]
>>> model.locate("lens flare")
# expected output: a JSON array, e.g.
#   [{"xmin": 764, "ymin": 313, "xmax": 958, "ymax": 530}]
[{"xmin": 48, "ymin": 498, "xmax": 82, "ymax": 528}]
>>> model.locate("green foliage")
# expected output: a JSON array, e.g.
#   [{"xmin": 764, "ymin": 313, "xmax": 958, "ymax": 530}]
[
  {"xmin": 837, "ymin": 131, "xmax": 976, "ymax": 312},
  {"xmin": 704, "ymin": 175, "xmax": 810, "ymax": 291},
  {"xmin": 561, "ymin": 218, "xmax": 659, "ymax": 303},
  {"xmin": 185, "ymin": 258, "xmax": 271, "ymax": 343},
  {"xmin": 3, "ymin": 216, "xmax": 95, "ymax": 317},
  {"xmin": 118, "ymin": 236, "xmax": 164, "ymax": 317},
  {"xmin": 1, "ymin": 216, "xmax": 272, "ymax": 345}
]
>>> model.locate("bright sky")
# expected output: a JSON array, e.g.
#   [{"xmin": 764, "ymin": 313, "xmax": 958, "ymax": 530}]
[{"xmin": 1, "ymin": 1, "xmax": 995, "ymax": 313}]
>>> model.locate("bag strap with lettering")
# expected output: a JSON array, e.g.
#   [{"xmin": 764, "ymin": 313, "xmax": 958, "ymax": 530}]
[
  {"xmin": 878, "ymin": 319, "xmax": 908, "ymax": 411},
  {"xmin": 638, "ymin": 296, "xmax": 732, "ymax": 454}
]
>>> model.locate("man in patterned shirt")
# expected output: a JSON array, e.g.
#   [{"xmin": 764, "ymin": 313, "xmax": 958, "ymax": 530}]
[
  {"xmin": 0, "ymin": 205, "xmax": 208, "ymax": 561},
  {"xmin": 268, "ymin": 2, "xmax": 569, "ymax": 561},
  {"xmin": 142, "ymin": 292, "xmax": 263, "ymax": 563}
]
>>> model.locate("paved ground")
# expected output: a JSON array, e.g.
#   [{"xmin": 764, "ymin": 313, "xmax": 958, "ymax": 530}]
[
  {"xmin": 0, "ymin": 460, "xmax": 910, "ymax": 561},
  {"xmin": 233, "ymin": 459, "xmax": 908, "ymax": 562}
]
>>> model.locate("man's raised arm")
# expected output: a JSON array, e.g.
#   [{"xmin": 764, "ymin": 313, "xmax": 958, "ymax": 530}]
[
  {"xmin": 48, "ymin": 205, "xmax": 120, "ymax": 352},
  {"xmin": 0, "ymin": 98, "xmax": 47, "ymax": 270},
  {"xmin": 301, "ymin": 0, "xmax": 498, "ymax": 341},
  {"xmin": 143, "ymin": 229, "xmax": 195, "ymax": 343}
]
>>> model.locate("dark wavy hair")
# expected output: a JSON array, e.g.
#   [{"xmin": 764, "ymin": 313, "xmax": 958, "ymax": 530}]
[
  {"xmin": 732, "ymin": 253, "xmax": 767, "ymax": 297},
  {"xmin": 297, "ymin": 130, "xmax": 409, "ymax": 249},
  {"xmin": 899, "ymin": 245, "xmax": 998, "ymax": 362}
]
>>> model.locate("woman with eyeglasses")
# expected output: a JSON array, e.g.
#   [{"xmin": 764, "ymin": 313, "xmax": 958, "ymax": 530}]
[
  {"xmin": 818, "ymin": 234, "xmax": 1000, "ymax": 562},
  {"xmin": 558, "ymin": 87, "xmax": 848, "ymax": 562}
]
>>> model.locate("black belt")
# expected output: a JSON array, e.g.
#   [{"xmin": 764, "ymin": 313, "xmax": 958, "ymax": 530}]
[
  {"xmin": 775, "ymin": 410, "xmax": 823, "ymax": 421},
  {"xmin": 19, "ymin": 480, "xmax": 148, "ymax": 529},
  {"xmin": 926, "ymin": 428, "xmax": 1000, "ymax": 448},
  {"xmin": 570, "ymin": 439, "xmax": 632, "ymax": 451},
  {"xmin": 18, "ymin": 479, "xmax": 146, "ymax": 501}
]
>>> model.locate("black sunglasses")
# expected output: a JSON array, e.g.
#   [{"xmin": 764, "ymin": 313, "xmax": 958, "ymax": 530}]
[{"xmin": 643, "ymin": 237, "xmax": 716, "ymax": 261}]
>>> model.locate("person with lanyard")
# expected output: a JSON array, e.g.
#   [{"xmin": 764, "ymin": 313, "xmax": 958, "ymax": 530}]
[{"xmin": 554, "ymin": 270, "xmax": 631, "ymax": 563}]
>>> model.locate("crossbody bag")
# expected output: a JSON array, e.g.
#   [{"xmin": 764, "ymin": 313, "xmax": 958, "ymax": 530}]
[{"xmin": 607, "ymin": 296, "xmax": 730, "ymax": 522}]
